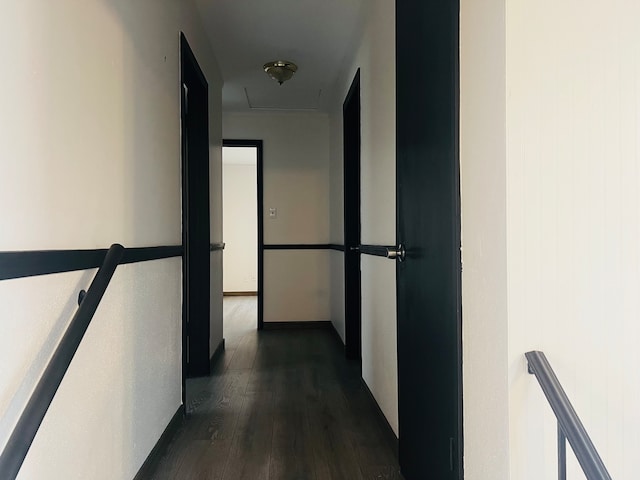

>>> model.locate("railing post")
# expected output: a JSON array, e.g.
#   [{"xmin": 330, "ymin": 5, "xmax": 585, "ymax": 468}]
[{"xmin": 558, "ymin": 422, "xmax": 566, "ymax": 480}]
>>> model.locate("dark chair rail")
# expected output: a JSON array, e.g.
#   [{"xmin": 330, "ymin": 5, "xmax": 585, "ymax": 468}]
[
  {"xmin": 250, "ymin": 244, "xmax": 396, "ymax": 254},
  {"xmin": 0, "ymin": 244, "xmax": 126, "ymax": 480},
  {"xmin": 262, "ymin": 244, "xmax": 347, "ymax": 251},
  {"xmin": 526, "ymin": 351, "xmax": 612, "ymax": 480},
  {"xmin": 263, "ymin": 244, "xmax": 333, "ymax": 250}
]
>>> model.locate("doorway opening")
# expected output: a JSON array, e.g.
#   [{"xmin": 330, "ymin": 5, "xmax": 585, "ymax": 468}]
[
  {"xmin": 180, "ymin": 33, "xmax": 211, "ymax": 395},
  {"xmin": 222, "ymin": 140, "xmax": 264, "ymax": 335}
]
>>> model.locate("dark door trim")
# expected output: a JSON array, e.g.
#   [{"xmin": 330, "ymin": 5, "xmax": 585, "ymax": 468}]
[
  {"xmin": 181, "ymin": 33, "xmax": 210, "ymax": 403},
  {"xmin": 343, "ymin": 69, "xmax": 362, "ymax": 360},
  {"xmin": 222, "ymin": 139, "xmax": 264, "ymax": 330}
]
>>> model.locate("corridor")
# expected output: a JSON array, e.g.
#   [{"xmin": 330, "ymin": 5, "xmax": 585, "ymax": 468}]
[{"xmin": 143, "ymin": 298, "xmax": 402, "ymax": 480}]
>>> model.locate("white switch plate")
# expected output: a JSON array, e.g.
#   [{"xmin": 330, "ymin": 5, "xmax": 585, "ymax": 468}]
[{"xmin": 269, "ymin": 207, "xmax": 277, "ymax": 219}]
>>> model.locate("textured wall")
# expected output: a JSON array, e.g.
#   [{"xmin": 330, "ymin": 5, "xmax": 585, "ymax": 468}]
[
  {"xmin": 0, "ymin": 0, "xmax": 223, "ymax": 478},
  {"xmin": 459, "ymin": 0, "xmax": 510, "ymax": 477}
]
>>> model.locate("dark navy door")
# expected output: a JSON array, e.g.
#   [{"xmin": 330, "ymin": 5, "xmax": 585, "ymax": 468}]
[{"xmin": 396, "ymin": 0, "xmax": 462, "ymax": 478}]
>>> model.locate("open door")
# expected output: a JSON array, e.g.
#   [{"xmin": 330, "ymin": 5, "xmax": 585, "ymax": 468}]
[
  {"xmin": 343, "ymin": 70, "xmax": 362, "ymax": 360},
  {"xmin": 181, "ymin": 33, "xmax": 210, "ymax": 384},
  {"xmin": 396, "ymin": 0, "xmax": 462, "ymax": 478}
]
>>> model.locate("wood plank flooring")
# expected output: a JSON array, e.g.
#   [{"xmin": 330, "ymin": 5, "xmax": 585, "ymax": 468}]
[{"xmin": 143, "ymin": 297, "xmax": 402, "ymax": 480}]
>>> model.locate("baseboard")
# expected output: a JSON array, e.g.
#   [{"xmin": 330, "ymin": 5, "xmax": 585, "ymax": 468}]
[
  {"xmin": 209, "ymin": 338, "xmax": 225, "ymax": 371},
  {"xmin": 223, "ymin": 291, "xmax": 258, "ymax": 296},
  {"xmin": 328, "ymin": 321, "xmax": 345, "ymax": 347},
  {"xmin": 133, "ymin": 406, "xmax": 184, "ymax": 480},
  {"xmin": 263, "ymin": 320, "xmax": 333, "ymax": 330},
  {"xmin": 360, "ymin": 378, "xmax": 399, "ymax": 459}
]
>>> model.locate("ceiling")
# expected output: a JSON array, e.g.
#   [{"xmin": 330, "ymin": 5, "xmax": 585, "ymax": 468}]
[{"xmin": 194, "ymin": 0, "xmax": 366, "ymax": 112}]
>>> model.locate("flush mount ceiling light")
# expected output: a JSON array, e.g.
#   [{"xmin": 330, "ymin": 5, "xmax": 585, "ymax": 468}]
[{"xmin": 263, "ymin": 60, "xmax": 298, "ymax": 85}]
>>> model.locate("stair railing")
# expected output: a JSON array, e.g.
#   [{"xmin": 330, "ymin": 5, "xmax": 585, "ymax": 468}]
[
  {"xmin": 0, "ymin": 244, "xmax": 125, "ymax": 480},
  {"xmin": 526, "ymin": 351, "xmax": 612, "ymax": 480}
]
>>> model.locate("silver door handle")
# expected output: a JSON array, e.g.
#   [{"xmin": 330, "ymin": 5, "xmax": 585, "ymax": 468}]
[
  {"xmin": 386, "ymin": 244, "xmax": 406, "ymax": 262},
  {"xmin": 349, "ymin": 246, "xmax": 360, "ymax": 252}
]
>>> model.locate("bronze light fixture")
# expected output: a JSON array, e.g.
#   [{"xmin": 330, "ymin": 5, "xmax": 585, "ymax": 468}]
[{"xmin": 263, "ymin": 61, "xmax": 298, "ymax": 85}]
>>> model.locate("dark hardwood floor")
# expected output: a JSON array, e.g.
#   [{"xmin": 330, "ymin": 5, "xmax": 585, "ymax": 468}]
[{"xmin": 143, "ymin": 297, "xmax": 402, "ymax": 480}]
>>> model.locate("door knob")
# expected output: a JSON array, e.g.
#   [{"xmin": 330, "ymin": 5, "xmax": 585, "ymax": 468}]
[{"xmin": 386, "ymin": 244, "xmax": 406, "ymax": 262}]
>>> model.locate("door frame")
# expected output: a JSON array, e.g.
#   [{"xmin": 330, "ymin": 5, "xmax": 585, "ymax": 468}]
[
  {"xmin": 343, "ymin": 69, "xmax": 362, "ymax": 359},
  {"xmin": 180, "ymin": 32, "xmax": 210, "ymax": 404},
  {"xmin": 222, "ymin": 139, "xmax": 264, "ymax": 330}
]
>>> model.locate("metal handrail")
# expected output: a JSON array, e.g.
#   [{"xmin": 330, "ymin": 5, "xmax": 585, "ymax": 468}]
[
  {"xmin": 0, "ymin": 244, "xmax": 125, "ymax": 480},
  {"xmin": 526, "ymin": 351, "xmax": 612, "ymax": 480},
  {"xmin": 359, "ymin": 244, "xmax": 405, "ymax": 261}
]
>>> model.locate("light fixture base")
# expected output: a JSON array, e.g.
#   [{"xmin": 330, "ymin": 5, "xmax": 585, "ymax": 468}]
[{"xmin": 263, "ymin": 60, "xmax": 298, "ymax": 85}]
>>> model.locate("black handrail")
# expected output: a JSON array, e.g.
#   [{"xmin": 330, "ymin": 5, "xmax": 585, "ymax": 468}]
[
  {"xmin": 359, "ymin": 244, "xmax": 392, "ymax": 257},
  {"xmin": 359, "ymin": 244, "xmax": 405, "ymax": 261},
  {"xmin": 526, "ymin": 351, "xmax": 612, "ymax": 480},
  {"xmin": 0, "ymin": 244, "xmax": 125, "ymax": 480},
  {"xmin": 209, "ymin": 242, "xmax": 225, "ymax": 251}
]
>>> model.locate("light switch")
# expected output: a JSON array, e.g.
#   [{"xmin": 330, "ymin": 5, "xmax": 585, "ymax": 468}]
[{"xmin": 269, "ymin": 207, "xmax": 277, "ymax": 219}]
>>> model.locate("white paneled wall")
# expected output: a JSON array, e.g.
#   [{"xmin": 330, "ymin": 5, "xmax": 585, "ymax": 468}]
[
  {"xmin": 461, "ymin": 0, "xmax": 640, "ymax": 477},
  {"xmin": 506, "ymin": 1, "xmax": 640, "ymax": 478}
]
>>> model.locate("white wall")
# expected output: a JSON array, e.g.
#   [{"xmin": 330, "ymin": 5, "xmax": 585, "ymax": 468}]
[
  {"xmin": 506, "ymin": 0, "xmax": 640, "ymax": 478},
  {"xmin": 223, "ymin": 112, "xmax": 331, "ymax": 322},
  {"xmin": 461, "ymin": 0, "xmax": 640, "ymax": 478},
  {"xmin": 329, "ymin": 88, "xmax": 346, "ymax": 340},
  {"xmin": 264, "ymin": 250, "xmax": 331, "ymax": 322},
  {"xmin": 459, "ymin": 0, "xmax": 510, "ymax": 477},
  {"xmin": 223, "ymin": 147, "xmax": 258, "ymax": 292},
  {"xmin": 328, "ymin": 0, "xmax": 398, "ymax": 434},
  {"xmin": 0, "ymin": 1, "xmax": 223, "ymax": 478}
]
